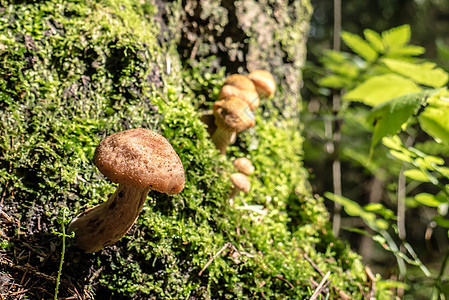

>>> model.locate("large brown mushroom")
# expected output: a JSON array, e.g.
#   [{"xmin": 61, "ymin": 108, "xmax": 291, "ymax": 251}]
[
  {"xmin": 247, "ymin": 70, "xmax": 276, "ymax": 99},
  {"xmin": 68, "ymin": 128, "xmax": 185, "ymax": 253},
  {"xmin": 218, "ymin": 74, "xmax": 260, "ymax": 110},
  {"xmin": 211, "ymin": 97, "xmax": 255, "ymax": 155}
]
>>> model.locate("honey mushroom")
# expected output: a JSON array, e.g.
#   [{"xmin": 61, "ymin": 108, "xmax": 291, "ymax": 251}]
[
  {"xmin": 247, "ymin": 70, "xmax": 276, "ymax": 99},
  {"xmin": 68, "ymin": 128, "xmax": 185, "ymax": 253},
  {"xmin": 211, "ymin": 97, "xmax": 255, "ymax": 155},
  {"xmin": 229, "ymin": 173, "xmax": 251, "ymax": 203},
  {"xmin": 233, "ymin": 157, "xmax": 255, "ymax": 175},
  {"xmin": 218, "ymin": 74, "xmax": 260, "ymax": 110}
]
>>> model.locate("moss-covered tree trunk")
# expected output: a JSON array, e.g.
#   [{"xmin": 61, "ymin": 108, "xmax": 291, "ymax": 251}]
[{"xmin": 0, "ymin": 0, "xmax": 381, "ymax": 299}]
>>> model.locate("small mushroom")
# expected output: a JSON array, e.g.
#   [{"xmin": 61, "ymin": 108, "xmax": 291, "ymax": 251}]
[
  {"xmin": 229, "ymin": 172, "xmax": 251, "ymax": 201},
  {"xmin": 247, "ymin": 70, "xmax": 276, "ymax": 98},
  {"xmin": 233, "ymin": 157, "xmax": 255, "ymax": 175},
  {"xmin": 68, "ymin": 128, "xmax": 185, "ymax": 253},
  {"xmin": 218, "ymin": 74, "xmax": 260, "ymax": 110},
  {"xmin": 211, "ymin": 97, "xmax": 255, "ymax": 155}
]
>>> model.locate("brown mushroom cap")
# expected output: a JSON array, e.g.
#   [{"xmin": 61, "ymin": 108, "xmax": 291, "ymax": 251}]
[
  {"xmin": 218, "ymin": 74, "xmax": 260, "ymax": 110},
  {"xmin": 94, "ymin": 128, "xmax": 185, "ymax": 194},
  {"xmin": 230, "ymin": 173, "xmax": 251, "ymax": 193},
  {"xmin": 213, "ymin": 97, "xmax": 255, "ymax": 133},
  {"xmin": 233, "ymin": 157, "xmax": 255, "ymax": 175},
  {"xmin": 247, "ymin": 70, "xmax": 276, "ymax": 98}
]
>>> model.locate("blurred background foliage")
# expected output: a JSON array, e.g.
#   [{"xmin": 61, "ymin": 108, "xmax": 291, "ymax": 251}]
[{"xmin": 303, "ymin": 0, "xmax": 449, "ymax": 298}]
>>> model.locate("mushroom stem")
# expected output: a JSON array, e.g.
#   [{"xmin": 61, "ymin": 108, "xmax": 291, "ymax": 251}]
[
  {"xmin": 228, "ymin": 186, "xmax": 241, "ymax": 201},
  {"xmin": 211, "ymin": 126, "xmax": 236, "ymax": 155},
  {"xmin": 68, "ymin": 184, "xmax": 150, "ymax": 253}
]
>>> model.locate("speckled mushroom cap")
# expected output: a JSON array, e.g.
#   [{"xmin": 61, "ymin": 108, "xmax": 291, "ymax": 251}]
[
  {"xmin": 213, "ymin": 97, "xmax": 255, "ymax": 133},
  {"xmin": 218, "ymin": 74, "xmax": 260, "ymax": 110},
  {"xmin": 247, "ymin": 70, "xmax": 276, "ymax": 98},
  {"xmin": 233, "ymin": 157, "xmax": 255, "ymax": 175},
  {"xmin": 230, "ymin": 173, "xmax": 251, "ymax": 193},
  {"xmin": 94, "ymin": 128, "xmax": 185, "ymax": 194}
]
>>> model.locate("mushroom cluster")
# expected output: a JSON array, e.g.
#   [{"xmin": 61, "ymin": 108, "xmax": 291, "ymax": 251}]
[
  {"xmin": 69, "ymin": 128, "xmax": 185, "ymax": 253},
  {"xmin": 210, "ymin": 70, "xmax": 276, "ymax": 155},
  {"xmin": 199, "ymin": 70, "xmax": 275, "ymax": 208}
]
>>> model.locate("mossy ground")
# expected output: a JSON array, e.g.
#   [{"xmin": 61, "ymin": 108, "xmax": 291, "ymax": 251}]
[{"xmin": 1, "ymin": 0, "xmax": 383, "ymax": 298}]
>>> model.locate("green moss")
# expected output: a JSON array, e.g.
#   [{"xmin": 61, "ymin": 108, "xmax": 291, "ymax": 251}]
[{"xmin": 0, "ymin": 0, "xmax": 385, "ymax": 298}]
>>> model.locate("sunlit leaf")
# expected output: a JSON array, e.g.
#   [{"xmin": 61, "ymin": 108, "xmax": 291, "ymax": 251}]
[
  {"xmin": 363, "ymin": 28, "xmax": 384, "ymax": 53},
  {"xmin": 415, "ymin": 193, "xmax": 444, "ymax": 207},
  {"xmin": 377, "ymin": 280, "xmax": 409, "ymax": 290},
  {"xmin": 382, "ymin": 136, "xmax": 403, "ymax": 151},
  {"xmin": 436, "ymin": 167, "xmax": 449, "ymax": 179},
  {"xmin": 403, "ymin": 169, "xmax": 431, "ymax": 182},
  {"xmin": 375, "ymin": 219, "xmax": 389, "ymax": 230},
  {"xmin": 381, "ymin": 25, "xmax": 411, "ymax": 50},
  {"xmin": 382, "ymin": 58, "xmax": 449, "ymax": 88},
  {"xmin": 318, "ymin": 75, "xmax": 352, "ymax": 88},
  {"xmin": 433, "ymin": 216, "xmax": 449, "ymax": 228},
  {"xmin": 364, "ymin": 203, "xmax": 384, "ymax": 211},
  {"xmin": 341, "ymin": 31, "xmax": 378, "ymax": 62},
  {"xmin": 419, "ymin": 92, "xmax": 449, "ymax": 144},
  {"xmin": 325, "ymin": 192, "xmax": 376, "ymax": 222},
  {"xmin": 387, "ymin": 45, "xmax": 425, "ymax": 57},
  {"xmin": 389, "ymin": 150, "xmax": 413, "ymax": 163},
  {"xmin": 367, "ymin": 90, "xmax": 435, "ymax": 148},
  {"xmin": 344, "ymin": 74, "xmax": 421, "ymax": 106}
]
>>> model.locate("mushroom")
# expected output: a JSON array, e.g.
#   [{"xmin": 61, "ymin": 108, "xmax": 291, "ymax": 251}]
[
  {"xmin": 68, "ymin": 128, "xmax": 185, "ymax": 253},
  {"xmin": 218, "ymin": 74, "xmax": 260, "ymax": 110},
  {"xmin": 229, "ymin": 173, "xmax": 251, "ymax": 201},
  {"xmin": 233, "ymin": 157, "xmax": 255, "ymax": 175},
  {"xmin": 247, "ymin": 70, "xmax": 276, "ymax": 98},
  {"xmin": 211, "ymin": 97, "xmax": 255, "ymax": 155}
]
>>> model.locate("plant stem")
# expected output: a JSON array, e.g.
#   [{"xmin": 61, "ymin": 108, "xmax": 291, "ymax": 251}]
[
  {"xmin": 331, "ymin": 0, "xmax": 343, "ymax": 237},
  {"xmin": 54, "ymin": 209, "xmax": 67, "ymax": 300}
]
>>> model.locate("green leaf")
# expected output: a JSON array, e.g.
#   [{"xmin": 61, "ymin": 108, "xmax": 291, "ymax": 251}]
[
  {"xmin": 363, "ymin": 203, "xmax": 384, "ymax": 211},
  {"xmin": 436, "ymin": 166, "xmax": 449, "ymax": 179},
  {"xmin": 419, "ymin": 93, "xmax": 449, "ymax": 144},
  {"xmin": 364, "ymin": 203, "xmax": 396, "ymax": 220},
  {"xmin": 318, "ymin": 74, "xmax": 351, "ymax": 88},
  {"xmin": 389, "ymin": 150, "xmax": 413, "ymax": 163},
  {"xmin": 403, "ymin": 169, "xmax": 431, "ymax": 182},
  {"xmin": 377, "ymin": 280, "xmax": 409, "ymax": 290},
  {"xmin": 341, "ymin": 31, "xmax": 378, "ymax": 62},
  {"xmin": 363, "ymin": 28, "xmax": 384, "ymax": 53},
  {"xmin": 381, "ymin": 25, "xmax": 411, "ymax": 50},
  {"xmin": 382, "ymin": 136, "xmax": 403, "ymax": 151},
  {"xmin": 415, "ymin": 193, "xmax": 444, "ymax": 207},
  {"xmin": 325, "ymin": 192, "xmax": 376, "ymax": 222},
  {"xmin": 367, "ymin": 90, "xmax": 435, "ymax": 148},
  {"xmin": 344, "ymin": 74, "xmax": 421, "ymax": 106},
  {"xmin": 382, "ymin": 58, "xmax": 449, "ymax": 87},
  {"xmin": 433, "ymin": 216, "xmax": 449, "ymax": 228},
  {"xmin": 375, "ymin": 219, "xmax": 389, "ymax": 230},
  {"xmin": 387, "ymin": 45, "xmax": 425, "ymax": 57}
]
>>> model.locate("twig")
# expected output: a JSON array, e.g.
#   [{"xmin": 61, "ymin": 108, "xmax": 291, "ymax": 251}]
[
  {"xmin": 0, "ymin": 256, "xmax": 56, "ymax": 283},
  {"xmin": 310, "ymin": 271, "xmax": 330, "ymax": 300},
  {"xmin": 365, "ymin": 266, "xmax": 376, "ymax": 299},
  {"xmin": 198, "ymin": 242, "xmax": 231, "ymax": 276},
  {"xmin": 0, "ymin": 211, "xmax": 12, "ymax": 223},
  {"xmin": 304, "ymin": 254, "xmax": 325, "ymax": 277},
  {"xmin": 304, "ymin": 253, "xmax": 351, "ymax": 299},
  {"xmin": 274, "ymin": 274, "xmax": 294, "ymax": 289}
]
